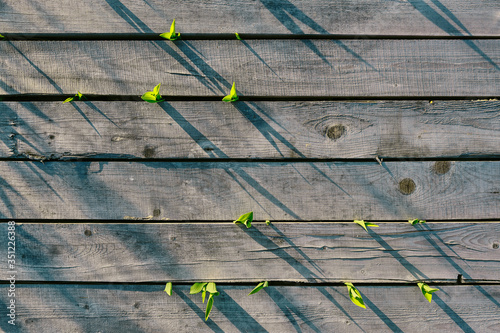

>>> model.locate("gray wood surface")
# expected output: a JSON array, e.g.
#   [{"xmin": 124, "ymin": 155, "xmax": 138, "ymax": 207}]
[
  {"xmin": 2, "ymin": 100, "xmax": 500, "ymax": 159},
  {"xmin": 1, "ymin": 284, "xmax": 498, "ymax": 333},
  {"xmin": 1, "ymin": 40, "xmax": 498, "ymax": 96},
  {"xmin": 1, "ymin": 0, "xmax": 498, "ymax": 35},
  {"xmin": 2, "ymin": 222, "xmax": 498, "ymax": 283},
  {"xmin": 0, "ymin": 161, "xmax": 499, "ymax": 220}
]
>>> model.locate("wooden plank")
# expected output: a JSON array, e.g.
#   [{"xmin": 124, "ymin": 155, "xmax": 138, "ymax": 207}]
[
  {"xmin": 1, "ymin": 284, "xmax": 498, "ymax": 332},
  {"xmin": 1, "ymin": 40, "xmax": 498, "ymax": 96},
  {"xmin": 0, "ymin": 0, "xmax": 498, "ymax": 35},
  {"xmin": 0, "ymin": 161, "xmax": 499, "ymax": 220},
  {"xmin": 2, "ymin": 222, "xmax": 498, "ymax": 283},
  {"xmin": 2, "ymin": 100, "xmax": 500, "ymax": 159}
]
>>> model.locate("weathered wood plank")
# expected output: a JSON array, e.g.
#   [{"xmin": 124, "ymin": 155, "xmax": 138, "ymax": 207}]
[
  {"xmin": 2, "ymin": 222, "xmax": 498, "ymax": 283},
  {"xmin": 2, "ymin": 100, "xmax": 500, "ymax": 159},
  {"xmin": 1, "ymin": 284, "xmax": 498, "ymax": 332},
  {"xmin": 0, "ymin": 0, "xmax": 498, "ymax": 35},
  {"xmin": 0, "ymin": 161, "xmax": 499, "ymax": 220},
  {"xmin": 1, "ymin": 40, "xmax": 498, "ymax": 96}
]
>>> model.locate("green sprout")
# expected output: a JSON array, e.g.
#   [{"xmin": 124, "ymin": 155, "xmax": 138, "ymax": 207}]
[
  {"xmin": 0, "ymin": 34, "xmax": 5, "ymax": 39},
  {"xmin": 345, "ymin": 282, "xmax": 366, "ymax": 309},
  {"xmin": 190, "ymin": 282, "xmax": 219, "ymax": 321},
  {"xmin": 265, "ymin": 220, "xmax": 271, "ymax": 226},
  {"xmin": 417, "ymin": 282, "xmax": 439, "ymax": 303},
  {"xmin": 233, "ymin": 211, "xmax": 253, "ymax": 228},
  {"xmin": 160, "ymin": 19, "xmax": 180, "ymax": 41},
  {"xmin": 409, "ymin": 219, "xmax": 426, "ymax": 225},
  {"xmin": 235, "ymin": 32, "xmax": 242, "ymax": 40},
  {"xmin": 222, "ymin": 82, "xmax": 239, "ymax": 102},
  {"xmin": 63, "ymin": 91, "xmax": 84, "ymax": 104},
  {"xmin": 354, "ymin": 220, "xmax": 379, "ymax": 232},
  {"xmin": 248, "ymin": 281, "xmax": 268, "ymax": 295},
  {"xmin": 141, "ymin": 83, "xmax": 164, "ymax": 103},
  {"xmin": 164, "ymin": 282, "xmax": 172, "ymax": 296}
]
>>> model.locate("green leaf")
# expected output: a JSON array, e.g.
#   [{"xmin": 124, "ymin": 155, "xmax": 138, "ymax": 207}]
[
  {"xmin": 153, "ymin": 83, "xmax": 161, "ymax": 95},
  {"xmin": 206, "ymin": 282, "xmax": 217, "ymax": 294},
  {"xmin": 205, "ymin": 294, "xmax": 214, "ymax": 321},
  {"xmin": 248, "ymin": 281, "xmax": 269, "ymax": 295},
  {"xmin": 77, "ymin": 91, "xmax": 83, "ymax": 100},
  {"xmin": 160, "ymin": 19, "xmax": 180, "ymax": 40},
  {"xmin": 345, "ymin": 283, "xmax": 366, "ymax": 309},
  {"xmin": 233, "ymin": 211, "xmax": 253, "ymax": 228},
  {"xmin": 354, "ymin": 220, "xmax": 379, "ymax": 232},
  {"xmin": 266, "ymin": 220, "xmax": 271, "ymax": 225},
  {"xmin": 63, "ymin": 96, "xmax": 75, "ymax": 104},
  {"xmin": 418, "ymin": 282, "xmax": 439, "ymax": 303},
  {"xmin": 235, "ymin": 32, "xmax": 242, "ymax": 40},
  {"xmin": 409, "ymin": 219, "xmax": 426, "ymax": 225},
  {"xmin": 190, "ymin": 282, "xmax": 208, "ymax": 294},
  {"xmin": 141, "ymin": 84, "xmax": 163, "ymax": 103},
  {"xmin": 222, "ymin": 82, "xmax": 239, "ymax": 102},
  {"xmin": 164, "ymin": 282, "xmax": 172, "ymax": 296},
  {"xmin": 202, "ymin": 289, "xmax": 207, "ymax": 303},
  {"xmin": 0, "ymin": 34, "xmax": 5, "ymax": 39}
]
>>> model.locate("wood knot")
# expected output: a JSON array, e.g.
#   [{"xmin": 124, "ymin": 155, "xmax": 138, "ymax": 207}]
[
  {"xmin": 399, "ymin": 178, "xmax": 416, "ymax": 195},
  {"xmin": 326, "ymin": 124, "xmax": 346, "ymax": 140},
  {"xmin": 143, "ymin": 146, "xmax": 156, "ymax": 158},
  {"xmin": 493, "ymin": 243, "xmax": 499, "ymax": 249},
  {"xmin": 153, "ymin": 209, "xmax": 161, "ymax": 217},
  {"xmin": 433, "ymin": 161, "xmax": 451, "ymax": 174},
  {"xmin": 84, "ymin": 229, "xmax": 92, "ymax": 237}
]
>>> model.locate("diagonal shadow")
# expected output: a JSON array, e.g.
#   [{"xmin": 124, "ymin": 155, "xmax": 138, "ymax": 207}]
[
  {"xmin": 159, "ymin": 102, "xmax": 301, "ymax": 219},
  {"xmin": 217, "ymin": 289, "xmax": 270, "ymax": 332},
  {"xmin": 176, "ymin": 290, "xmax": 225, "ymax": 332},
  {"xmin": 367, "ymin": 227, "xmax": 477, "ymax": 332},
  {"xmin": 361, "ymin": 291, "xmax": 404, "ymax": 333},
  {"xmin": 408, "ymin": 0, "xmax": 499, "ymax": 71},
  {"xmin": 104, "ymin": 0, "xmax": 154, "ymax": 33}
]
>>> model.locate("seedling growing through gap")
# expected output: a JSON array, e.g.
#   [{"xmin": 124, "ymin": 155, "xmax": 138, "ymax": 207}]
[
  {"xmin": 0, "ymin": 34, "xmax": 5, "ymax": 39},
  {"xmin": 354, "ymin": 220, "xmax": 379, "ymax": 232},
  {"xmin": 265, "ymin": 220, "xmax": 271, "ymax": 226},
  {"xmin": 190, "ymin": 282, "xmax": 219, "ymax": 321},
  {"xmin": 164, "ymin": 282, "xmax": 173, "ymax": 296},
  {"xmin": 248, "ymin": 281, "xmax": 268, "ymax": 295},
  {"xmin": 141, "ymin": 83, "xmax": 164, "ymax": 103},
  {"xmin": 160, "ymin": 19, "xmax": 180, "ymax": 41},
  {"xmin": 233, "ymin": 211, "xmax": 253, "ymax": 228},
  {"xmin": 222, "ymin": 82, "xmax": 239, "ymax": 102},
  {"xmin": 409, "ymin": 219, "xmax": 426, "ymax": 225},
  {"xmin": 235, "ymin": 33, "xmax": 242, "ymax": 40},
  {"xmin": 63, "ymin": 91, "xmax": 84, "ymax": 104},
  {"xmin": 345, "ymin": 282, "xmax": 366, "ymax": 309},
  {"xmin": 417, "ymin": 282, "xmax": 439, "ymax": 303}
]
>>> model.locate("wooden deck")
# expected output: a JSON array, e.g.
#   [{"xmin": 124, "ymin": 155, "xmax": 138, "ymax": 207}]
[{"xmin": 1, "ymin": 1, "xmax": 499, "ymax": 332}]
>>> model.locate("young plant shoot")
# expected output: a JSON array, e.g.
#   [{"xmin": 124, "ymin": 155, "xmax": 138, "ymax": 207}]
[
  {"xmin": 63, "ymin": 91, "xmax": 84, "ymax": 104},
  {"xmin": 354, "ymin": 220, "xmax": 379, "ymax": 232},
  {"xmin": 265, "ymin": 220, "xmax": 271, "ymax": 226},
  {"xmin": 345, "ymin": 283, "xmax": 366, "ymax": 309},
  {"xmin": 233, "ymin": 211, "xmax": 253, "ymax": 228},
  {"xmin": 409, "ymin": 219, "xmax": 426, "ymax": 225},
  {"xmin": 164, "ymin": 282, "xmax": 173, "ymax": 296},
  {"xmin": 160, "ymin": 19, "xmax": 180, "ymax": 41},
  {"xmin": 0, "ymin": 34, "xmax": 5, "ymax": 39},
  {"xmin": 190, "ymin": 282, "xmax": 219, "ymax": 321},
  {"xmin": 141, "ymin": 83, "xmax": 164, "ymax": 103},
  {"xmin": 222, "ymin": 82, "xmax": 238, "ymax": 102},
  {"xmin": 235, "ymin": 32, "xmax": 242, "ymax": 40},
  {"xmin": 418, "ymin": 282, "xmax": 439, "ymax": 303},
  {"xmin": 248, "ymin": 281, "xmax": 268, "ymax": 295}
]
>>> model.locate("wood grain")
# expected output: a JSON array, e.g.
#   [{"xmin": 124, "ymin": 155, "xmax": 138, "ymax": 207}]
[
  {"xmin": 1, "ymin": 161, "xmax": 499, "ymax": 220},
  {"xmin": 1, "ymin": 40, "xmax": 498, "ymax": 96},
  {"xmin": 0, "ymin": 0, "xmax": 498, "ymax": 35},
  {"xmin": 1, "ymin": 222, "xmax": 499, "ymax": 283},
  {"xmin": 1, "ymin": 284, "xmax": 498, "ymax": 332},
  {"xmin": 2, "ymin": 100, "xmax": 500, "ymax": 159}
]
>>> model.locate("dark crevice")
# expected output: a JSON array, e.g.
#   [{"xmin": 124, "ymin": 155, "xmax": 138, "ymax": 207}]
[{"xmin": 1, "ymin": 33, "xmax": 499, "ymax": 41}]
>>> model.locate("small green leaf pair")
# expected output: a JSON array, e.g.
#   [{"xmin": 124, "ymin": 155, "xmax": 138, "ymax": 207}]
[
  {"xmin": 234, "ymin": 211, "xmax": 253, "ymax": 228},
  {"xmin": 409, "ymin": 219, "xmax": 426, "ymax": 225},
  {"xmin": 0, "ymin": 34, "xmax": 5, "ymax": 39},
  {"xmin": 248, "ymin": 281, "xmax": 268, "ymax": 295},
  {"xmin": 354, "ymin": 220, "xmax": 379, "ymax": 232},
  {"xmin": 345, "ymin": 282, "xmax": 366, "ymax": 309},
  {"xmin": 222, "ymin": 82, "xmax": 239, "ymax": 102},
  {"xmin": 190, "ymin": 282, "xmax": 219, "ymax": 321},
  {"xmin": 63, "ymin": 91, "xmax": 84, "ymax": 104},
  {"xmin": 160, "ymin": 20, "xmax": 180, "ymax": 41},
  {"xmin": 418, "ymin": 282, "xmax": 439, "ymax": 303},
  {"xmin": 142, "ymin": 83, "xmax": 164, "ymax": 103},
  {"xmin": 164, "ymin": 282, "xmax": 173, "ymax": 296}
]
